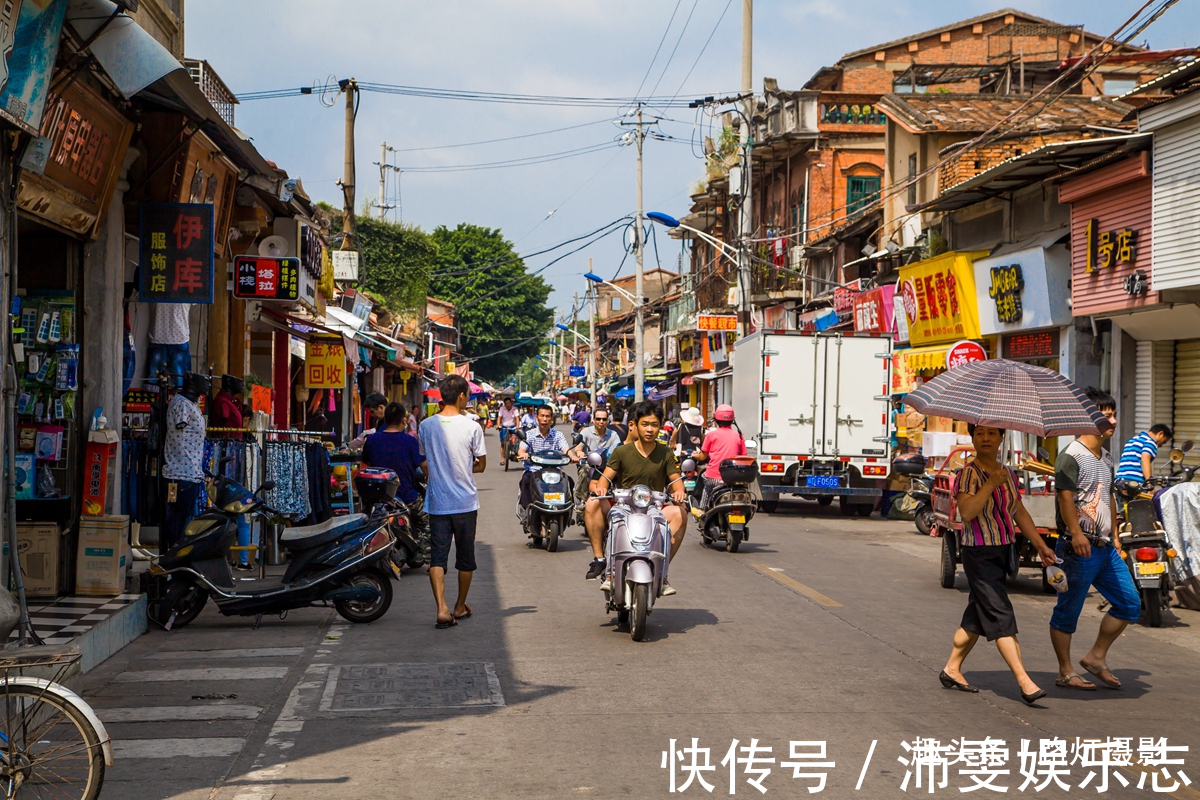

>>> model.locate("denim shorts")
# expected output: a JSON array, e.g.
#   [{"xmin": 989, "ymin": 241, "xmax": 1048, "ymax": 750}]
[
  {"xmin": 429, "ymin": 511, "xmax": 478, "ymax": 572},
  {"xmin": 1049, "ymin": 536, "xmax": 1142, "ymax": 634}
]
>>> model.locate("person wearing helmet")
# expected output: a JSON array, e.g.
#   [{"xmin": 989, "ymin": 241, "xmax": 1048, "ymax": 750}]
[
  {"xmin": 162, "ymin": 372, "xmax": 210, "ymax": 552},
  {"xmin": 695, "ymin": 405, "xmax": 747, "ymax": 508}
]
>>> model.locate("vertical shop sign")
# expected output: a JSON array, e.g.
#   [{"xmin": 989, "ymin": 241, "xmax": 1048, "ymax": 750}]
[
  {"xmin": 0, "ymin": 0, "xmax": 68, "ymax": 136},
  {"xmin": 306, "ymin": 339, "xmax": 346, "ymax": 389},
  {"xmin": 139, "ymin": 203, "xmax": 215, "ymax": 303}
]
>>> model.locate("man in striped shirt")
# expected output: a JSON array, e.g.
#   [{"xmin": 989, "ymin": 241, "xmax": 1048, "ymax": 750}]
[{"xmin": 1115, "ymin": 424, "xmax": 1172, "ymax": 487}]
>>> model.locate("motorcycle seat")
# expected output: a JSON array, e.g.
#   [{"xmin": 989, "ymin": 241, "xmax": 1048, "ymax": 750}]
[{"xmin": 281, "ymin": 513, "xmax": 367, "ymax": 551}]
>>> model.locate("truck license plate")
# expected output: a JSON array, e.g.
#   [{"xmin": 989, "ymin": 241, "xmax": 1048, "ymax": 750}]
[
  {"xmin": 1137, "ymin": 562, "xmax": 1166, "ymax": 576},
  {"xmin": 806, "ymin": 475, "xmax": 839, "ymax": 488},
  {"xmin": 727, "ymin": 513, "xmax": 745, "ymax": 524},
  {"xmin": 544, "ymin": 493, "xmax": 564, "ymax": 504}
]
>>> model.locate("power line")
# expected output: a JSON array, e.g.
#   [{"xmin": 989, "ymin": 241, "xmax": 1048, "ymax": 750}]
[
  {"xmin": 401, "ymin": 141, "xmax": 622, "ymax": 173},
  {"xmin": 665, "ymin": 0, "xmax": 737, "ymax": 108},
  {"xmin": 648, "ymin": 0, "xmax": 700, "ymax": 98},
  {"xmin": 237, "ymin": 82, "xmax": 717, "ymax": 108},
  {"xmin": 431, "ymin": 216, "xmax": 632, "ymax": 277},
  {"xmin": 391, "ymin": 118, "xmax": 612, "ymax": 152},
  {"xmin": 635, "ymin": 1, "xmax": 682, "ymax": 99}
]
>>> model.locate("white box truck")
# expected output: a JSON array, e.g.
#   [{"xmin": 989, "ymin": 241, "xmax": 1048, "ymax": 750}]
[{"xmin": 731, "ymin": 331, "xmax": 893, "ymax": 514}]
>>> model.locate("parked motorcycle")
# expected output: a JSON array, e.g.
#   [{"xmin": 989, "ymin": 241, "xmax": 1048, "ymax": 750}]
[
  {"xmin": 355, "ymin": 467, "xmax": 423, "ymax": 573},
  {"xmin": 148, "ymin": 462, "xmax": 396, "ymax": 630},
  {"xmin": 515, "ymin": 430, "xmax": 575, "ymax": 551},
  {"xmin": 697, "ymin": 454, "xmax": 758, "ymax": 553},
  {"xmin": 893, "ymin": 454, "xmax": 933, "ymax": 535},
  {"xmin": 589, "ymin": 452, "xmax": 695, "ymax": 641}
]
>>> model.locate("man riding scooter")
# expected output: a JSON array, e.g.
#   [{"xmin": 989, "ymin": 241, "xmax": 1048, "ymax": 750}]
[
  {"xmin": 517, "ymin": 405, "xmax": 576, "ymax": 530},
  {"xmin": 583, "ymin": 400, "xmax": 687, "ymax": 595},
  {"xmin": 497, "ymin": 397, "xmax": 519, "ymax": 467},
  {"xmin": 569, "ymin": 407, "xmax": 622, "ymax": 522}
]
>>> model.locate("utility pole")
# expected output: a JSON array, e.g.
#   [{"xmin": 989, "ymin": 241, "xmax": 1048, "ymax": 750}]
[
  {"xmin": 572, "ymin": 291, "xmax": 580, "ymax": 383},
  {"xmin": 339, "ymin": 79, "xmax": 358, "ymax": 251},
  {"xmin": 375, "ymin": 142, "xmax": 400, "ymax": 219},
  {"xmin": 634, "ymin": 103, "xmax": 646, "ymax": 401},
  {"xmin": 588, "ymin": 258, "xmax": 598, "ymax": 409},
  {"xmin": 558, "ymin": 311, "xmax": 566, "ymax": 385},
  {"xmin": 737, "ymin": 1, "xmax": 754, "ymax": 336}
]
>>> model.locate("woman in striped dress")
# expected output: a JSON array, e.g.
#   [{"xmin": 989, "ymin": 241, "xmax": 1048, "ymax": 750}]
[{"xmin": 940, "ymin": 424, "xmax": 1058, "ymax": 705}]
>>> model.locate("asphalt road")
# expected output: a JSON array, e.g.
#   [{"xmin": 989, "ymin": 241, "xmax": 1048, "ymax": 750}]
[{"xmin": 82, "ymin": 426, "xmax": 1200, "ymax": 799}]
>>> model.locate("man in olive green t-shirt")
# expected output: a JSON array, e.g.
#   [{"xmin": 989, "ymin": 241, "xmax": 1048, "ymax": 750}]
[{"xmin": 583, "ymin": 400, "xmax": 687, "ymax": 593}]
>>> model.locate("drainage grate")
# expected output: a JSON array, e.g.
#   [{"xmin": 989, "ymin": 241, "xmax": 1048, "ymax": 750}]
[{"xmin": 320, "ymin": 663, "xmax": 505, "ymax": 711}]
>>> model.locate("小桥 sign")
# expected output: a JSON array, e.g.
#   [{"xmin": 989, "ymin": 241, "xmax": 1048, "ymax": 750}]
[
  {"xmin": 139, "ymin": 203, "xmax": 214, "ymax": 304},
  {"xmin": 305, "ymin": 339, "xmax": 346, "ymax": 389},
  {"xmin": 987, "ymin": 264, "xmax": 1024, "ymax": 324},
  {"xmin": 234, "ymin": 256, "xmax": 300, "ymax": 301}
]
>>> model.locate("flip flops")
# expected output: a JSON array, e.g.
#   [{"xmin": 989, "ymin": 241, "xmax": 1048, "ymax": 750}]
[
  {"xmin": 1080, "ymin": 660, "xmax": 1121, "ymax": 689},
  {"xmin": 1055, "ymin": 673, "xmax": 1096, "ymax": 690},
  {"xmin": 435, "ymin": 616, "xmax": 458, "ymax": 629},
  {"xmin": 454, "ymin": 605, "xmax": 473, "ymax": 621}
]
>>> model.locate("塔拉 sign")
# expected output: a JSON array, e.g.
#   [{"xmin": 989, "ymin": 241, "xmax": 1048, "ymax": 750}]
[{"xmin": 139, "ymin": 203, "xmax": 215, "ymax": 304}]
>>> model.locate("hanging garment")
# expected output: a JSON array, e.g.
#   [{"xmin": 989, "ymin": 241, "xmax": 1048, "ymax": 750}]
[{"xmin": 264, "ymin": 442, "xmax": 311, "ymax": 518}]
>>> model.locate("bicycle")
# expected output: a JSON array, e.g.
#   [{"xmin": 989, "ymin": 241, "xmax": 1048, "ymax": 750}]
[{"xmin": 0, "ymin": 650, "xmax": 110, "ymax": 798}]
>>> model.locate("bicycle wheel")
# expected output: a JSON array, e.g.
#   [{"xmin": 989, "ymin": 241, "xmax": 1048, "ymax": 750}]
[{"xmin": 0, "ymin": 686, "xmax": 105, "ymax": 799}]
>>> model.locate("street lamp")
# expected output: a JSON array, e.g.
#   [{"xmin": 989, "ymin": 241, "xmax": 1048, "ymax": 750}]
[
  {"xmin": 648, "ymin": 211, "xmax": 748, "ymax": 333},
  {"xmin": 584, "ymin": 272, "xmax": 642, "ymax": 396}
]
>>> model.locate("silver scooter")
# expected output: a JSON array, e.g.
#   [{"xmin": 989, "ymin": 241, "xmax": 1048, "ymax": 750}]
[{"xmin": 588, "ymin": 452, "xmax": 695, "ymax": 641}]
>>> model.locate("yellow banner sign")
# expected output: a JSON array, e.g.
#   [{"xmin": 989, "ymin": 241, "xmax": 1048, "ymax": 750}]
[
  {"xmin": 306, "ymin": 339, "xmax": 347, "ymax": 389},
  {"xmin": 897, "ymin": 251, "xmax": 986, "ymax": 346}
]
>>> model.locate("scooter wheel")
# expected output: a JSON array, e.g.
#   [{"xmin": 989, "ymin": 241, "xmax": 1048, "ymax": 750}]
[
  {"xmin": 335, "ymin": 569, "xmax": 393, "ymax": 624},
  {"xmin": 547, "ymin": 520, "xmax": 561, "ymax": 553},
  {"xmin": 725, "ymin": 530, "xmax": 741, "ymax": 553},
  {"xmin": 149, "ymin": 578, "xmax": 207, "ymax": 630}
]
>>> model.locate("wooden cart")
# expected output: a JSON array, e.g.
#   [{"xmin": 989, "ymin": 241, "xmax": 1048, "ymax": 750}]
[{"xmin": 931, "ymin": 446, "xmax": 1060, "ymax": 593}]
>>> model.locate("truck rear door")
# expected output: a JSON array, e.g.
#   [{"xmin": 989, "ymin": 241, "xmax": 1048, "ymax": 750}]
[
  {"xmin": 760, "ymin": 333, "xmax": 821, "ymax": 456},
  {"xmin": 826, "ymin": 334, "xmax": 892, "ymax": 459}
]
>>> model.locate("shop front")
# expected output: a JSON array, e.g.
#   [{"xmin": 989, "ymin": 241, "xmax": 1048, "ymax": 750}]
[{"xmin": 1058, "ymin": 152, "xmax": 1189, "ymax": 453}]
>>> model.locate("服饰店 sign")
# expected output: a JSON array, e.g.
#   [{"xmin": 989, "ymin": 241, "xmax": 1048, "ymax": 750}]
[
  {"xmin": 138, "ymin": 203, "xmax": 215, "ymax": 304},
  {"xmin": 306, "ymin": 339, "xmax": 347, "ymax": 389},
  {"xmin": 234, "ymin": 256, "xmax": 300, "ymax": 301}
]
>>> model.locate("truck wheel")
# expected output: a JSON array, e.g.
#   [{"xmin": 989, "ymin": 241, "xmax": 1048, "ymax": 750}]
[
  {"xmin": 939, "ymin": 535, "xmax": 957, "ymax": 589},
  {"xmin": 856, "ymin": 503, "xmax": 873, "ymax": 518},
  {"xmin": 758, "ymin": 498, "xmax": 778, "ymax": 514},
  {"xmin": 839, "ymin": 497, "xmax": 855, "ymax": 516},
  {"xmin": 817, "ymin": 496, "xmax": 833, "ymax": 507}
]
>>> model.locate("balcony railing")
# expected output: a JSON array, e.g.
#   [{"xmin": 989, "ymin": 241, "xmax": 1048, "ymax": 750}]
[{"xmin": 820, "ymin": 103, "xmax": 885, "ymax": 126}]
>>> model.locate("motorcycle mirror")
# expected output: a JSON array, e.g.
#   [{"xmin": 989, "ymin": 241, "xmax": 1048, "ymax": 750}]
[
  {"xmin": 1183, "ymin": 440, "xmax": 1195, "ymax": 454},
  {"xmin": 680, "ymin": 458, "xmax": 697, "ymax": 473},
  {"xmin": 587, "ymin": 452, "xmax": 604, "ymax": 467},
  {"xmin": 1170, "ymin": 449, "xmax": 1186, "ymax": 464},
  {"xmin": 1037, "ymin": 446, "xmax": 1051, "ymax": 462},
  {"xmin": 573, "ymin": 432, "xmax": 584, "ymax": 445},
  {"xmin": 259, "ymin": 480, "xmax": 277, "ymax": 493},
  {"xmin": 219, "ymin": 455, "xmax": 235, "ymax": 467},
  {"xmin": 746, "ymin": 440, "xmax": 758, "ymax": 452}
]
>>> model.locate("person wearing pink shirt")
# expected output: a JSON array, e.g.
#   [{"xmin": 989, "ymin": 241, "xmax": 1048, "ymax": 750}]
[{"xmin": 696, "ymin": 405, "xmax": 747, "ymax": 508}]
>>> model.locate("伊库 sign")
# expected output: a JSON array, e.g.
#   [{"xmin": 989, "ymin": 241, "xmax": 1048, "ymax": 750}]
[
  {"xmin": 234, "ymin": 256, "xmax": 300, "ymax": 301},
  {"xmin": 138, "ymin": 203, "xmax": 215, "ymax": 304}
]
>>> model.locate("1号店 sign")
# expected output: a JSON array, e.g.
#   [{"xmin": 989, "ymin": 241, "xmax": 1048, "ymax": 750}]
[
  {"xmin": 306, "ymin": 339, "xmax": 347, "ymax": 389},
  {"xmin": 138, "ymin": 203, "xmax": 215, "ymax": 304},
  {"xmin": 234, "ymin": 256, "xmax": 300, "ymax": 301},
  {"xmin": 946, "ymin": 340, "xmax": 987, "ymax": 369}
]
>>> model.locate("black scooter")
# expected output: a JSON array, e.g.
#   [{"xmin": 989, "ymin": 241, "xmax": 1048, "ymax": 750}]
[
  {"xmin": 148, "ymin": 463, "xmax": 397, "ymax": 630},
  {"xmin": 697, "ymin": 456, "xmax": 759, "ymax": 553}
]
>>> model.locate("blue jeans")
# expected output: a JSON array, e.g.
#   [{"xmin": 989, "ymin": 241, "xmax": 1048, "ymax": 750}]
[
  {"xmin": 236, "ymin": 515, "xmax": 251, "ymax": 565},
  {"xmin": 148, "ymin": 342, "xmax": 190, "ymax": 387},
  {"xmin": 1050, "ymin": 537, "xmax": 1142, "ymax": 634}
]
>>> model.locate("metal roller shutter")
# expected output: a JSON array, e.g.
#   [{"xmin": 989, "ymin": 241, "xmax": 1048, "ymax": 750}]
[{"xmin": 1174, "ymin": 340, "xmax": 1200, "ymax": 466}]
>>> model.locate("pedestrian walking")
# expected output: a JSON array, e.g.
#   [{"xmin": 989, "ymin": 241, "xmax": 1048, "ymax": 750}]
[
  {"xmin": 419, "ymin": 374, "xmax": 486, "ymax": 629},
  {"xmin": 1050, "ymin": 388, "xmax": 1141, "ymax": 690},
  {"xmin": 941, "ymin": 424, "xmax": 1057, "ymax": 705}
]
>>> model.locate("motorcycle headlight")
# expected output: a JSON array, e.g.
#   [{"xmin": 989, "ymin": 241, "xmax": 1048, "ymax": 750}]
[
  {"xmin": 632, "ymin": 486, "xmax": 652, "ymax": 509},
  {"xmin": 540, "ymin": 471, "xmax": 562, "ymax": 485}
]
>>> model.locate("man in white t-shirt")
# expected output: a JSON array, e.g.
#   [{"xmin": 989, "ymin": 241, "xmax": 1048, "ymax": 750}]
[{"xmin": 419, "ymin": 374, "xmax": 487, "ymax": 629}]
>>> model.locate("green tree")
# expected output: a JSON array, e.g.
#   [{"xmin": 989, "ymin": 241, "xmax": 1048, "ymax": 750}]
[
  {"xmin": 429, "ymin": 224, "xmax": 553, "ymax": 381},
  {"xmin": 319, "ymin": 203, "xmax": 436, "ymax": 312}
]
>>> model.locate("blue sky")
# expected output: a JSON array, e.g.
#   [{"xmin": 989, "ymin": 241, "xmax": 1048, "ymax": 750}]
[{"xmin": 188, "ymin": 1, "xmax": 1198, "ymax": 321}]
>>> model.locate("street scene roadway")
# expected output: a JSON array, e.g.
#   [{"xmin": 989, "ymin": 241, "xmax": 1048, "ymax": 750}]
[{"xmin": 84, "ymin": 426, "xmax": 1200, "ymax": 800}]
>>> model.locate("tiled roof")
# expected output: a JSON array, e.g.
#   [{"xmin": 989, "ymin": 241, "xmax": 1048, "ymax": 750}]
[{"xmin": 877, "ymin": 93, "xmax": 1134, "ymax": 134}]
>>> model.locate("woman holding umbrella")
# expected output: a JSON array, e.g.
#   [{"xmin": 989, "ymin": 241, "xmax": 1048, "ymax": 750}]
[
  {"xmin": 904, "ymin": 359, "xmax": 1108, "ymax": 705},
  {"xmin": 939, "ymin": 423, "xmax": 1057, "ymax": 704}
]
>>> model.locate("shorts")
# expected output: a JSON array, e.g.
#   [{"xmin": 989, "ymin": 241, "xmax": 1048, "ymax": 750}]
[
  {"xmin": 1049, "ymin": 537, "xmax": 1142, "ymax": 634},
  {"xmin": 429, "ymin": 511, "xmax": 478, "ymax": 572},
  {"xmin": 959, "ymin": 544, "xmax": 1018, "ymax": 641}
]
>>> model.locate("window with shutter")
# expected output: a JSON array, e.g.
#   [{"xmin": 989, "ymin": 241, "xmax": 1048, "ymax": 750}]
[{"xmin": 847, "ymin": 175, "xmax": 881, "ymax": 217}]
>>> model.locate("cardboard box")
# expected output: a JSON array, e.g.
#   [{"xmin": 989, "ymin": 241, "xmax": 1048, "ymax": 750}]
[
  {"xmin": 953, "ymin": 420, "xmax": 970, "ymax": 436},
  {"xmin": 926, "ymin": 415, "xmax": 954, "ymax": 433},
  {"xmin": 82, "ymin": 430, "xmax": 119, "ymax": 516},
  {"xmin": 15, "ymin": 523, "xmax": 59, "ymax": 598},
  {"xmin": 76, "ymin": 515, "xmax": 129, "ymax": 596}
]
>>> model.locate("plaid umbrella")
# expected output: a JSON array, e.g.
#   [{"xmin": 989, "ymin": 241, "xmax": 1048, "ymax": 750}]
[{"xmin": 904, "ymin": 359, "xmax": 1105, "ymax": 437}]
